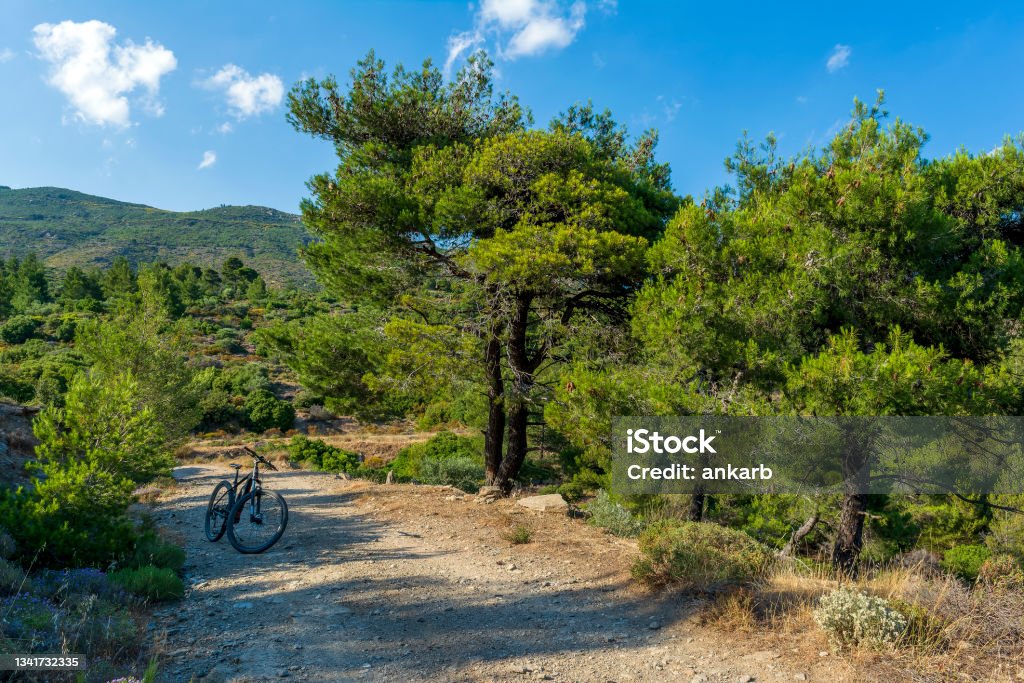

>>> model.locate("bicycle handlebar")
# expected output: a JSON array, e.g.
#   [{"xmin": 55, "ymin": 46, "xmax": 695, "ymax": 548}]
[{"xmin": 243, "ymin": 446, "xmax": 278, "ymax": 471}]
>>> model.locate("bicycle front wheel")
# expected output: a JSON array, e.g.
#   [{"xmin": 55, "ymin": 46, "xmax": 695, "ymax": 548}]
[
  {"xmin": 204, "ymin": 480, "xmax": 234, "ymax": 542},
  {"xmin": 226, "ymin": 489, "xmax": 288, "ymax": 554}
]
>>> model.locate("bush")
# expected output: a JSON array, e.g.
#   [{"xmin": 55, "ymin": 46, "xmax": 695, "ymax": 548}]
[
  {"xmin": 942, "ymin": 544, "xmax": 991, "ymax": 581},
  {"xmin": 889, "ymin": 598, "xmax": 948, "ymax": 648},
  {"xmin": 287, "ymin": 435, "xmax": 359, "ymax": 473},
  {"xmin": 976, "ymin": 553, "xmax": 1024, "ymax": 587},
  {"xmin": 503, "ymin": 525, "xmax": 532, "ymax": 545},
  {"xmin": 390, "ymin": 432, "xmax": 479, "ymax": 480},
  {"xmin": 212, "ymin": 363, "xmax": 271, "ymax": 396},
  {"xmin": 109, "ymin": 565, "xmax": 183, "ymax": 602},
  {"xmin": 585, "ymin": 490, "xmax": 646, "ymax": 537},
  {"xmin": 293, "ymin": 390, "xmax": 325, "ymax": 410},
  {"xmin": 128, "ymin": 532, "xmax": 186, "ymax": 573},
  {"xmin": 0, "ymin": 465, "xmax": 138, "ymax": 568},
  {"xmin": 244, "ymin": 389, "xmax": 295, "ymax": 432},
  {"xmin": 198, "ymin": 389, "xmax": 239, "ymax": 428},
  {"xmin": 417, "ymin": 455, "xmax": 484, "ymax": 492},
  {"xmin": 632, "ymin": 520, "xmax": 773, "ymax": 589},
  {"xmin": 32, "ymin": 567, "xmax": 124, "ymax": 603},
  {"xmin": 0, "ymin": 528, "xmax": 15, "ymax": 559},
  {"xmin": 813, "ymin": 588, "xmax": 908, "ymax": 650},
  {"xmin": 0, "ymin": 558, "xmax": 26, "ymax": 595},
  {"xmin": 556, "ymin": 480, "xmax": 587, "ymax": 503},
  {"xmin": 0, "ymin": 315, "xmax": 40, "ymax": 344},
  {"xmin": 0, "ymin": 593, "xmax": 62, "ymax": 650}
]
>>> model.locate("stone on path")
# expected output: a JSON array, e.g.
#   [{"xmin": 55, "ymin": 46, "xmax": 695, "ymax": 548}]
[{"xmin": 516, "ymin": 494, "xmax": 568, "ymax": 513}]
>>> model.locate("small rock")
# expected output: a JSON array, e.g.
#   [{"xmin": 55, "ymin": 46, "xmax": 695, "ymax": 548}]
[
  {"xmin": 477, "ymin": 485, "xmax": 502, "ymax": 502},
  {"xmin": 794, "ymin": 675, "xmax": 807, "ymax": 681},
  {"xmin": 648, "ymin": 622, "xmax": 661, "ymax": 630},
  {"xmin": 277, "ymin": 670, "xmax": 289, "ymax": 678},
  {"xmin": 234, "ymin": 601, "xmax": 254, "ymax": 609},
  {"xmin": 516, "ymin": 494, "xmax": 569, "ymax": 513},
  {"xmin": 385, "ymin": 471, "xmax": 395, "ymax": 485},
  {"xmin": 818, "ymin": 651, "xmax": 829, "ymax": 657},
  {"xmin": 691, "ymin": 675, "xmax": 708, "ymax": 683},
  {"xmin": 738, "ymin": 676, "xmax": 753, "ymax": 683}
]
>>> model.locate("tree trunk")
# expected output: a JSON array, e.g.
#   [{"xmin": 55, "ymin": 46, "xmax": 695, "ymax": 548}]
[
  {"xmin": 831, "ymin": 425, "xmax": 872, "ymax": 574},
  {"xmin": 496, "ymin": 400, "xmax": 528, "ymax": 493},
  {"xmin": 832, "ymin": 494, "xmax": 868, "ymax": 573},
  {"xmin": 493, "ymin": 293, "xmax": 532, "ymax": 493},
  {"xmin": 483, "ymin": 321, "xmax": 505, "ymax": 485},
  {"xmin": 781, "ymin": 512, "xmax": 819, "ymax": 557},
  {"xmin": 686, "ymin": 489, "xmax": 706, "ymax": 521}
]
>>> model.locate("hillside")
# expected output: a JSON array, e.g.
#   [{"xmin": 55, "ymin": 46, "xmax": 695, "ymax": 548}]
[{"xmin": 0, "ymin": 185, "xmax": 313, "ymax": 285}]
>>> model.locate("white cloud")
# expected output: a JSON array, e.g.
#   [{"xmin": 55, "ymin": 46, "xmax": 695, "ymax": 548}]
[
  {"xmin": 32, "ymin": 20, "xmax": 176, "ymax": 127},
  {"xmin": 197, "ymin": 150, "xmax": 216, "ymax": 170},
  {"xmin": 826, "ymin": 44, "xmax": 851, "ymax": 72},
  {"xmin": 216, "ymin": 121, "xmax": 233, "ymax": 134},
  {"xmin": 446, "ymin": 0, "xmax": 589, "ymax": 73},
  {"xmin": 202, "ymin": 64, "xmax": 283, "ymax": 119},
  {"xmin": 657, "ymin": 95, "xmax": 682, "ymax": 123},
  {"xmin": 0, "ymin": 48, "xmax": 15, "ymax": 63}
]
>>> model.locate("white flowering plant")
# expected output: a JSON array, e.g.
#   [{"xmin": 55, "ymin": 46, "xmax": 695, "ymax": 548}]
[{"xmin": 813, "ymin": 587, "xmax": 908, "ymax": 650}]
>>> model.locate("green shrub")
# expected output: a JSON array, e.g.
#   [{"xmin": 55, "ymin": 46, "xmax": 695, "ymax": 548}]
[
  {"xmin": 889, "ymin": 598, "xmax": 948, "ymax": 649},
  {"xmin": 198, "ymin": 389, "xmax": 239, "ymax": 428},
  {"xmin": 244, "ymin": 389, "xmax": 295, "ymax": 432},
  {"xmin": 0, "ymin": 465, "xmax": 138, "ymax": 568},
  {"xmin": 128, "ymin": 533, "xmax": 185, "ymax": 573},
  {"xmin": 585, "ymin": 490, "xmax": 646, "ymax": 537},
  {"xmin": 942, "ymin": 544, "xmax": 991, "ymax": 581},
  {"xmin": 211, "ymin": 338, "xmax": 246, "ymax": 355},
  {"xmin": 416, "ymin": 401, "xmax": 454, "ymax": 429},
  {"xmin": 0, "ymin": 369, "xmax": 33, "ymax": 402},
  {"xmin": 351, "ymin": 464, "xmax": 390, "ymax": 483},
  {"xmin": 320, "ymin": 447, "xmax": 361, "ymax": 473},
  {"xmin": 287, "ymin": 435, "xmax": 359, "ymax": 473},
  {"xmin": 417, "ymin": 455, "xmax": 485, "ymax": 492},
  {"xmin": 214, "ymin": 363, "xmax": 271, "ymax": 395},
  {"xmin": 503, "ymin": 525, "xmax": 532, "ymax": 545},
  {"xmin": 813, "ymin": 588, "xmax": 908, "ymax": 650},
  {"xmin": 632, "ymin": 520, "xmax": 773, "ymax": 589},
  {"xmin": 0, "ymin": 528, "xmax": 15, "ymax": 559},
  {"xmin": 293, "ymin": 390, "xmax": 325, "ymax": 410},
  {"xmin": 0, "ymin": 557, "xmax": 26, "ymax": 595},
  {"xmin": 0, "ymin": 315, "xmax": 40, "ymax": 344},
  {"xmin": 109, "ymin": 565, "xmax": 183, "ymax": 602},
  {"xmin": 390, "ymin": 432, "xmax": 479, "ymax": 479},
  {"xmin": 556, "ymin": 480, "xmax": 586, "ymax": 503}
]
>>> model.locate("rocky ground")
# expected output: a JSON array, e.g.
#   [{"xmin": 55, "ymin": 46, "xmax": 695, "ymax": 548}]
[{"xmin": 150, "ymin": 464, "xmax": 855, "ymax": 683}]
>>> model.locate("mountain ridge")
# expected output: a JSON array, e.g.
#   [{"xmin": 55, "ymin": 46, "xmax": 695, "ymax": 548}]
[{"xmin": 0, "ymin": 186, "xmax": 312, "ymax": 285}]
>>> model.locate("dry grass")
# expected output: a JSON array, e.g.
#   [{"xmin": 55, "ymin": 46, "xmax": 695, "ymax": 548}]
[{"xmin": 700, "ymin": 559, "xmax": 1024, "ymax": 682}]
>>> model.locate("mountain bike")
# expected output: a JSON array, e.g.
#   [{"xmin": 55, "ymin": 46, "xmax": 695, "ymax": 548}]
[{"xmin": 204, "ymin": 446, "xmax": 289, "ymax": 554}]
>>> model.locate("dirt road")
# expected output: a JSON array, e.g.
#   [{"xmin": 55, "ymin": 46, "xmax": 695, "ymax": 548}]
[{"xmin": 151, "ymin": 464, "xmax": 833, "ymax": 683}]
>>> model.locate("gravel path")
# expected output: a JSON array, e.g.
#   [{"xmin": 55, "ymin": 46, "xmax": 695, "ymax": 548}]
[{"xmin": 151, "ymin": 464, "xmax": 827, "ymax": 683}]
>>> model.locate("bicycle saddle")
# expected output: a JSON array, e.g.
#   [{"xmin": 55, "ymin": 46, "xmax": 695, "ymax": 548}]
[{"xmin": 229, "ymin": 463, "xmax": 242, "ymax": 470}]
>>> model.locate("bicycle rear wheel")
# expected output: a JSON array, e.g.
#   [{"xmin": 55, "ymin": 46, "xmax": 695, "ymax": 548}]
[
  {"xmin": 204, "ymin": 480, "xmax": 234, "ymax": 542},
  {"xmin": 226, "ymin": 489, "xmax": 288, "ymax": 554}
]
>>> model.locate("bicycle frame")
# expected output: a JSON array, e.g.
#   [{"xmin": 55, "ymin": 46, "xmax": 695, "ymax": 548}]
[{"xmin": 230, "ymin": 459, "xmax": 264, "ymax": 522}]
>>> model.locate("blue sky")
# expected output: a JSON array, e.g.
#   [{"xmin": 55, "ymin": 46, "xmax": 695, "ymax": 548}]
[{"xmin": 1, "ymin": 1, "xmax": 1023, "ymax": 213}]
